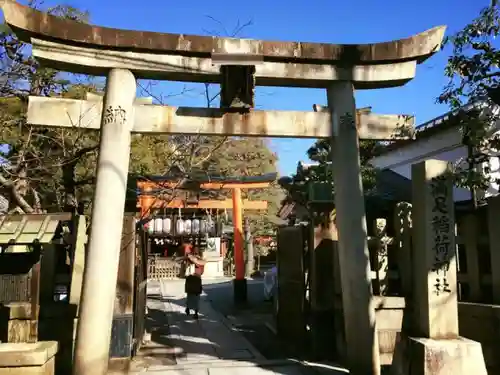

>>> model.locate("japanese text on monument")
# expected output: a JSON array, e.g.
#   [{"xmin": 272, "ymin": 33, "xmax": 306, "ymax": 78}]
[
  {"xmin": 430, "ymin": 174, "xmax": 452, "ymax": 296},
  {"xmin": 103, "ymin": 105, "xmax": 127, "ymax": 125},
  {"xmin": 340, "ymin": 112, "xmax": 356, "ymax": 129}
]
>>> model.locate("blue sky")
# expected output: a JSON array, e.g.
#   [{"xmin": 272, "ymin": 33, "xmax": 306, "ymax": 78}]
[{"xmin": 17, "ymin": 0, "xmax": 491, "ymax": 175}]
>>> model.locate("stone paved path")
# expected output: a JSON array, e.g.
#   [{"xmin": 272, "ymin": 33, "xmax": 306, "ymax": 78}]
[
  {"xmin": 158, "ymin": 279, "xmax": 264, "ymax": 364},
  {"xmin": 127, "ymin": 279, "xmax": 348, "ymax": 375}
]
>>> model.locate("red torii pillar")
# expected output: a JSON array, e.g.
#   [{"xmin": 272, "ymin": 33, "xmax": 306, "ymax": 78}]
[{"xmin": 232, "ymin": 187, "xmax": 246, "ymax": 303}]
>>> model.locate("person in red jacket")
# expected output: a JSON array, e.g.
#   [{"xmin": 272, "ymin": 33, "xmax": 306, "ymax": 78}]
[
  {"xmin": 184, "ymin": 247, "xmax": 206, "ymax": 319},
  {"xmin": 182, "ymin": 242, "xmax": 192, "ymax": 256},
  {"xmin": 178, "ymin": 242, "xmax": 192, "ymax": 276}
]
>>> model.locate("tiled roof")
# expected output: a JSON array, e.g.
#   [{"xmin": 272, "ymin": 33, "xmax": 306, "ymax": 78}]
[
  {"xmin": 369, "ymin": 169, "xmax": 412, "ymax": 202},
  {"xmin": 277, "ymin": 168, "xmax": 411, "ymax": 220},
  {"xmin": 414, "ymin": 101, "xmax": 486, "ymax": 133}
]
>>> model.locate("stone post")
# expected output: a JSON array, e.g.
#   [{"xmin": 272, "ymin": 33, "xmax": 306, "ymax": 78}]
[
  {"xmin": 310, "ymin": 213, "xmax": 339, "ymax": 360},
  {"xmin": 462, "ymin": 214, "xmax": 481, "ymax": 301},
  {"xmin": 373, "ymin": 218, "xmax": 389, "ymax": 296},
  {"xmin": 392, "ymin": 160, "xmax": 487, "ymax": 375},
  {"xmin": 411, "ymin": 160, "xmax": 458, "ymax": 338},
  {"xmin": 39, "ymin": 244, "xmax": 57, "ymax": 303},
  {"xmin": 244, "ymin": 218, "xmax": 255, "ymax": 276},
  {"xmin": 72, "ymin": 69, "xmax": 136, "ymax": 375},
  {"xmin": 488, "ymin": 195, "xmax": 500, "ymax": 303},
  {"xmin": 327, "ymin": 81, "xmax": 380, "ymax": 375},
  {"xmin": 69, "ymin": 215, "xmax": 87, "ymax": 314},
  {"xmin": 394, "ymin": 202, "xmax": 412, "ymax": 297}
]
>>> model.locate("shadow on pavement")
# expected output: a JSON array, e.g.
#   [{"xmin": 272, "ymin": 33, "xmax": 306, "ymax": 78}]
[{"xmin": 133, "ymin": 279, "xmax": 351, "ymax": 374}]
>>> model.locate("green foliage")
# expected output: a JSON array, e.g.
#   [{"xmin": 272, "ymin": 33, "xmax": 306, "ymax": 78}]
[
  {"xmin": 0, "ymin": 4, "xmax": 183, "ymax": 213},
  {"xmin": 279, "ymin": 138, "xmax": 382, "ymax": 210},
  {"xmin": 0, "ymin": 4, "xmax": 101, "ymax": 213},
  {"xmin": 438, "ymin": 3, "xmax": 500, "ymax": 199},
  {"xmin": 0, "ymin": 3, "xmax": 283, "ymax": 252},
  {"xmin": 440, "ymin": 5, "xmax": 500, "ymax": 106},
  {"xmin": 208, "ymin": 138, "xmax": 284, "ymax": 254},
  {"xmin": 47, "ymin": 5, "xmax": 90, "ymax": 22}
]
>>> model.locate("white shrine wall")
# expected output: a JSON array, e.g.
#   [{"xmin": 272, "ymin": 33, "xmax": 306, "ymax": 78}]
[{"xmin": 370, "ymin": 106, "xmax": 500, "ymax": 202}]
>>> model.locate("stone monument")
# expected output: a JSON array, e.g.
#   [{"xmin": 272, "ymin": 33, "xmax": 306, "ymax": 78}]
[{"xmin": 392, "ymin": 159, "xmax": 487, "ymax": 375}]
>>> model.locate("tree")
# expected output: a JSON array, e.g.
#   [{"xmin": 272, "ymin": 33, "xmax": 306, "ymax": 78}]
[
  {"xmin": 206, "ymin": 137, "xmax": 284, "ymax": 254},
  {"xmin": 279, "ymin": 138, "xmax": 382, "ymax": 209},
  {"xmin": 438, "ymin": 3, "xmax": 500, "ymax": 206},
  {"xmin": 156, "ymin": 17, "xmax": 284, "ymax": 251},
  {"xmin": 0, "ymin": 4, "xmax": 281, "ymax": 241},
  {"xmin": 0, "ymin": 3, "xmax": 229, "ymax": 214},
  {"xmin": 0, "ymin": 3, "xmax": 100, "ymax": 214}
]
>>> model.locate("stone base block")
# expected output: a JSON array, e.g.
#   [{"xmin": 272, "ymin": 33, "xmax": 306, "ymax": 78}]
[
  {"xmin": 5, "ymin": 320, "xmax": 38, "ymax": 343},
  {"xmin": 203, "ymin": 257, "xmax": 224, "ymax": 278},
  {"xmin": 0, "ymin": 302, "xmax": 37, "ymax": 320},
  {"xmin": 391, "ymin": 336, "xmax": 487, "ymax": 375},
  {"xmin": 0, "ymin": 341, "xmax": 58, "ymax": 375},
  {"xmin": 0, "ymin": 358, "xmax": 55, "ymax": 375},
  {"xmin": 233, "ymin": 278, "xmax": 247, "ymax": 305}
]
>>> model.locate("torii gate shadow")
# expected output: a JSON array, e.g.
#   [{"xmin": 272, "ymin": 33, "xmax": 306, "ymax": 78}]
[{"xmin": 134, "ymin": 279, "xmax": 350, "ymax": 374}]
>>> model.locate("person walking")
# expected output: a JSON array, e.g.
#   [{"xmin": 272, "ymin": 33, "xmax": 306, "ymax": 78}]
[{"xmin": 184, "ymin": 247, "xmax": 206, "ymax": 319}]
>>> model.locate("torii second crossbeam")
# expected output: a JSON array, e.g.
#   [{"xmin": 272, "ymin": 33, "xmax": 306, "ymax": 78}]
[{"xmin": 27, "ymin": 96, "xmax": 415, "ymax": 140}]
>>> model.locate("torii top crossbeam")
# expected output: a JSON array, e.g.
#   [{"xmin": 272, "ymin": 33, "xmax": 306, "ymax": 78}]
[
  {"xmin": 1, "ymin": 0, "xmax": 445, "ymax": 89},
  {"xmin": 136, "ymin": 173, "xmax": 276, "ymax": 214},
  {"xmin": 3, "ymin": 0, "xmax": 443, "ymax": 63}
]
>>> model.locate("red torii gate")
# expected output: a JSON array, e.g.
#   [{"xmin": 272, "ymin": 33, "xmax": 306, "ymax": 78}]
[{"xmin": 136, "ymin": 173, "xmax": 275, "ymax": 299}]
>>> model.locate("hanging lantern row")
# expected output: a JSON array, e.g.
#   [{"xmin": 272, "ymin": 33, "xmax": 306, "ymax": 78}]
[{"xmin": 146, "ymin": 217, "xmax": 218, "ymax": 236}]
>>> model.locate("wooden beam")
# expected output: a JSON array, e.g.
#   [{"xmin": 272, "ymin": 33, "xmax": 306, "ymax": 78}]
[
  {"xmin": 136, "ymin": 198, "xmax": 267, "ymax": 210},
  {"xmin": 27, "ymin": 97, "xmax": 415, "ymax": 140},
  {"xmin": 138, "ymin": 181, "xmax": 272, "ymax": 190}
]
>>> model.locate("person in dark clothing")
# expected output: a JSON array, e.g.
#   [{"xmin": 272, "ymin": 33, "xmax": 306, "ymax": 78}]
[{"xmin": 184, "ymin": 247, "xmax": 206, "ymax": 319}]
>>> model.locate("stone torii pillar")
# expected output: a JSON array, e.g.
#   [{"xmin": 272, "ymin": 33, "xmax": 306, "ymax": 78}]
[
  {"xmin": 327, "ymin": 81, "xmax": 380, "ymax": 374},
  {"xmin": 73, "ymin": 69, "xmax": 136, "ymax": 375}
]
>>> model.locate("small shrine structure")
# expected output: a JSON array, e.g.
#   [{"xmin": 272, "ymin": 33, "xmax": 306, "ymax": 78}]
[{"xmin": 134, "ymin": 173, "xmax": 274, "ymax": 279}]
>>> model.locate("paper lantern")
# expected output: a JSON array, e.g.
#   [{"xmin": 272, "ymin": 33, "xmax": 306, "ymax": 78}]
[
  {"xmin": 184, "ymin": 219, "xmax": 192, "ymax": 235},
  {"xmin": 162, "ymin": 217, "xmax": 172, "ymax": 234},
  {"xmin": 192, "ymin": 219, "xmax": 200, "ymax": 234},
  {"xmin": 176, "ymin": 218, "xmax": 185, "ymax": 235}
]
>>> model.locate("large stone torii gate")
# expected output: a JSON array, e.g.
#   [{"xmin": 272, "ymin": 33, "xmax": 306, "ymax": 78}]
[{"xmin": 1, "ymin": 1, "xmax": 445, "ymax": 374}]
